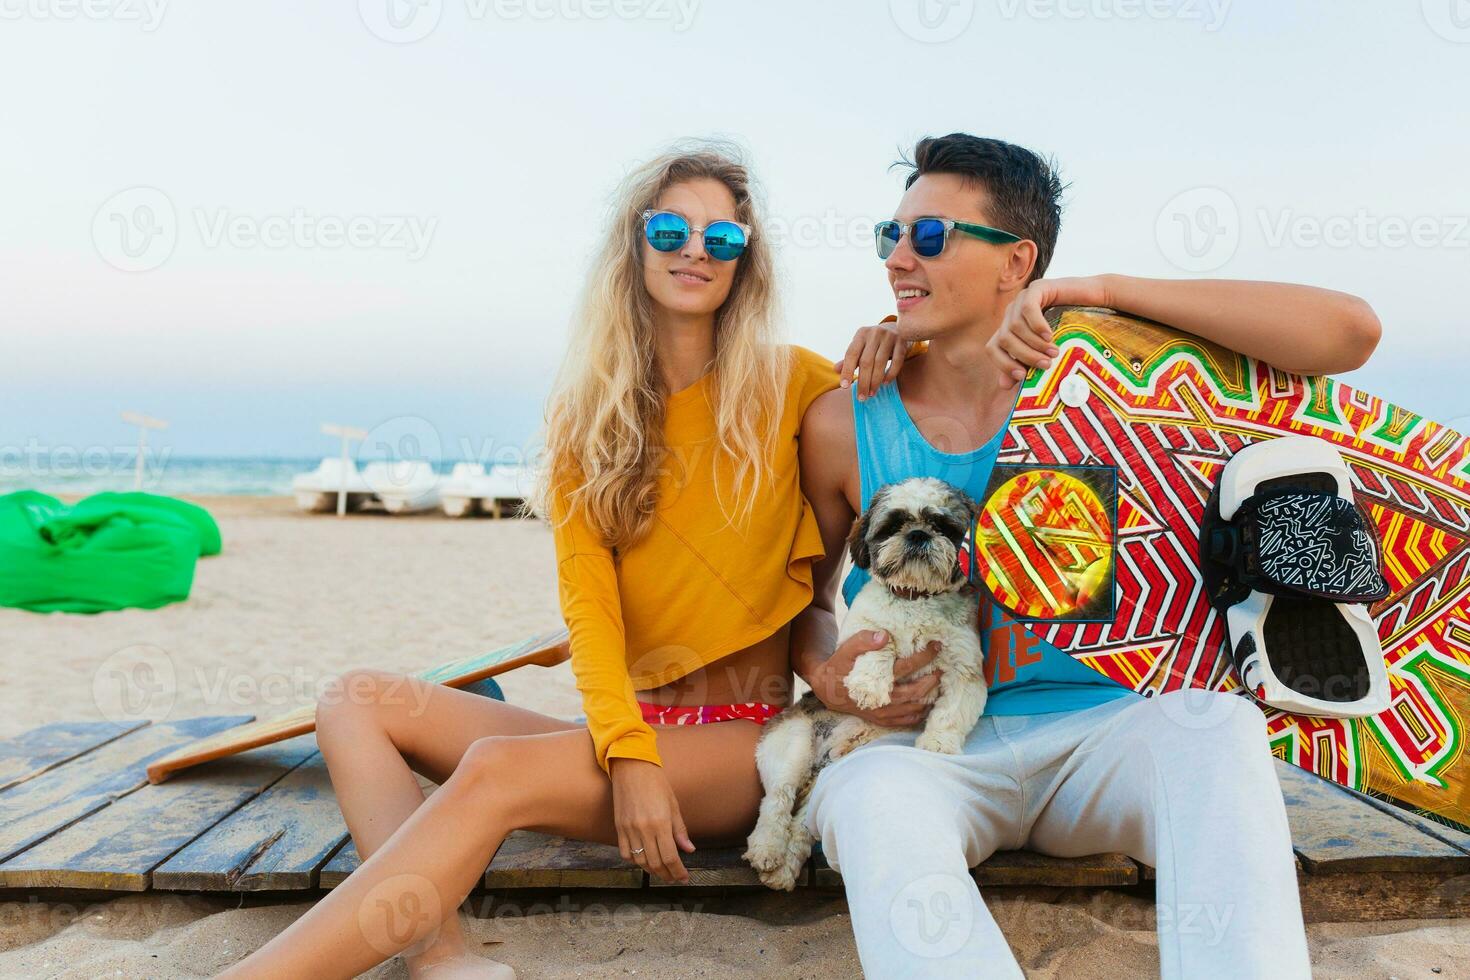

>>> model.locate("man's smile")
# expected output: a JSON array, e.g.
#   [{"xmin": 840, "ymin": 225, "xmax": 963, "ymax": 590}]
[{"xmin": 895, "ymin": 283, "xmax": 930, "ymax": 312}]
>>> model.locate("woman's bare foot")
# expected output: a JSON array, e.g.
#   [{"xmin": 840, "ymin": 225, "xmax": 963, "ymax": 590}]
[
  {"xmin": 407, "ymin": 943, "xmax": 515, "ymax": 980},
  {"xmin": 407, "ymin": 949, "xmax": 515, "ymax": 979}
]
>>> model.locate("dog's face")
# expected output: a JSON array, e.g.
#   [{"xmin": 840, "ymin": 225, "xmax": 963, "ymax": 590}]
[{"xmin": 847, "ymin": 477, "xmax": 977, "ymax": 594}]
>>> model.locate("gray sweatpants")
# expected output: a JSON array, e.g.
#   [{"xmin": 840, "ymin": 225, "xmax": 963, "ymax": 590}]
[{"xmin": 803, "ymin": 689, "xmax": 1311, "ymax": 978}]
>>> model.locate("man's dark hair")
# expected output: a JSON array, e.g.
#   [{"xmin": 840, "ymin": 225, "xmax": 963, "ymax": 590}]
[{"xmin": 897, "ymin": 134, "xmax": 1066, "ymax": 282}]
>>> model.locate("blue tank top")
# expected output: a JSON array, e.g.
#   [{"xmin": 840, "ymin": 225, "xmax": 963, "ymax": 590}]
[{"xmin": 841, "ymin": 378, "xmax": 1138, "ymax": 716}]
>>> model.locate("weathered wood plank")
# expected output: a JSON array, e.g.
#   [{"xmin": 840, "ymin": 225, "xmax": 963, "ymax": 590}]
[
  {"xmin": 0, "ymin": 737, "xmax": 315, "ymax": 890},
  {"xmin": 648, "ymin": 844, "xmax": 762, "ymax": 888},
  {"xmin": 12, "ymin": 716, "xmax": 1467, "ymax": 900},
  {"xmin": 1336, "ymin": 787, "xmax": 1470, "ymax": 856},
  {"xmin": 0, "ymin": 715, "xmax": 252, "ymax": 867},
  {"xmin": 1297, "ymin": 869, "xmax": 1470, "ymax": 922},
  {"xmin": 332, "ymin": 838, "xmax": 1119, "ymax": 893},
  {"xmin": 341, "ymin": 832, "xmax": 740, "ymax": 891},
  {"xmin": 1134, "ymin": 851, "xmax": 1303, "ymax": 883},
  {"xmin": 152, "ymin": 748, "xmax": 345, "ymax": 891},
  {"xmin": 1274, "ymin": 760, "xmax": 1470, "ymax": 874},
  {"xmin": 0, "ymin": 719, "xmax": 148, "ymax": 793},
  {"xmin": 484, "ymin": 831, "xmax": 642, "ymax": 889},
  {"xmin": 977, "ymin": 851, "xmax": 1136, "ymax": 887},
  {"xmin": 811, "ymin": 848, "xmax": 1135, "ymax": 889},
  {"xmin": 319, "ymin": 836, "xmax": 360, "ymax": 888},
  {"xmin": 323, "ymin": 831, "xmax": 641, "ymax": 892}
]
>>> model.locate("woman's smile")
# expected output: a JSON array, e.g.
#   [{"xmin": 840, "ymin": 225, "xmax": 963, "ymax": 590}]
[{"xmin": 670, "ymin": 266, "xmax": 713, "ymax": 284}]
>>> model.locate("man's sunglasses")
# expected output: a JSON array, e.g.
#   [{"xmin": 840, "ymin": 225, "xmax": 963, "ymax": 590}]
[
  {"xmin": 874, "ymin": 217, "xmax": 1022, "ymax": 259},
  {"xmin": 641, "ymin": 209, "xmax": 751, "ymax": 261}
]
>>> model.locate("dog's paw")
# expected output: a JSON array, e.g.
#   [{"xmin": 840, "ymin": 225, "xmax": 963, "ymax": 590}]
[
  {"xmin": 844, "ymin": 659, "xmax": 893, "ymax": 710},
  {"xmin": 743, "ymin": 837, "xmax": 786, "ymax": 874},
  {"xmin": 915, "ymin": 729, "xmax": 963, "ymax": 754},
  {"xmin": 758, "ymin": 862, "xmax": 803, "ymax": 892}
]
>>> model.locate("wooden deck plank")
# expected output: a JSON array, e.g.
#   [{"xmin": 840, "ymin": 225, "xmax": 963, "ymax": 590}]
[
  {"xmin": 1274, "ymin": 760, "xmax": 1470, "ymax": 874},
  {"xmin": 1337, "ymin": 789, "xmax": 1470, "ymax": 856},
  {"xmin": 324, "ymin": 830, "xmax": 644, "ymax": 892},
  {"xmin": 1132, "ymin": 850, "xmax": 1304, "ymax": 883},
  {"xmin": 811, "ymin": 848, "xmax": 1136, "ymax": 889},
  {"xmin": 976, "ymin": 851, "xmax": 1137, "ymax": 887},
  {"xmin": 319, "ymin": 836, "xmax": 360, "ymax": 888},
  {"xmin": 0, "ymin": 737, "xmax": 315, "ymax": 891},
  {"xmin": 0, "ymin": 719, "xmax": 148, "ymax": 793},
  {"xmin": 0, "ymin": 715, "xmax": 252, "ymax": 868},
  {"xmin": 485, "ymin": 831, "xmax": 642, "ymax": 890},
  {"xmin": 648, "ymin": 844, "xmax": 762, "ymax": 889},
  {"xmin": 151, "ymin": 746, "xmax": 344, "ymax": 892},
  {"xmin": 1297, "ymin": 870, "xmax": 1470, "ymax": 922},
  {"xmin": 9, "ymin": 714, "xmax": 1469, "ymax": 901}
]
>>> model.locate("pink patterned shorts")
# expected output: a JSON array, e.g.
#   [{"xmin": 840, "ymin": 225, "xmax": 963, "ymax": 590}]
[{"xmin": 637, "ymin": 700, "xmax": 784, "ymax": 727}]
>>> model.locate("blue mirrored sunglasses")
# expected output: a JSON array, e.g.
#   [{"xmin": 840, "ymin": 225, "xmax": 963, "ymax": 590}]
[
  {"xmin": 875, "ymin": 217, "xmax": 1022, "ymax": 259},
  {"xmin": 641, "ymin": 209, "xmax": 750, "ymax": 261}
]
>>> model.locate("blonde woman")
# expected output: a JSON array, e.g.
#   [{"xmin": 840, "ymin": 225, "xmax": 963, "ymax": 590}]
[{"xmin": 219, "ymin": 142, "xmax": 935, "ymax": 979}]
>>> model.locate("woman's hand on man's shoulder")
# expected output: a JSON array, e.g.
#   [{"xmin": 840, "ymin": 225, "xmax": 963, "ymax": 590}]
[{"xmin": 833, "ymin": 316, "xmax": 911, "ymax": 401}]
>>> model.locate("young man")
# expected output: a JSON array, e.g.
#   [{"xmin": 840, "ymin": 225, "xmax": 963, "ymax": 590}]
[{"xmin": 791, "ymin": 134, "xmax": 1382, "ymax": 978}]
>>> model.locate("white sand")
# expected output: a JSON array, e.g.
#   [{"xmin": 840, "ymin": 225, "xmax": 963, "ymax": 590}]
[
  {"xmin": 0, "ymin": 497, "xmax": 1466, "ymax": 977},
  {"xmin": 0, "ymin": 497, "xmax": 582, "ymax": 739}
]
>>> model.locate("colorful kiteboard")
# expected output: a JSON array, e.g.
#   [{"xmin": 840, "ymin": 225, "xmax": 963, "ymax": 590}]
[{"xmin": 971, "ymin": 306, "xmax": 1470, "ymax": 835}]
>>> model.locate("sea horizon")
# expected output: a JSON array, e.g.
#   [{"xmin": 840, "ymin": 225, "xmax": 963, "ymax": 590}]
[{"xmin": 0, "ymin": 453, "xmax": 533, "ymax": 499}]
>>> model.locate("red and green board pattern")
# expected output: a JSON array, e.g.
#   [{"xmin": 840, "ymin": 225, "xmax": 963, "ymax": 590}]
[{"xmin": 1001, "ymin": 306, "xmax": 1470, "ymax": 835}]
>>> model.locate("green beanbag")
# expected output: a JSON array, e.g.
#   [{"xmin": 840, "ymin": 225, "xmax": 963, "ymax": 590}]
[{"xmin": 0, "ymin": 490, "xmax": 222, "ymax": 613}]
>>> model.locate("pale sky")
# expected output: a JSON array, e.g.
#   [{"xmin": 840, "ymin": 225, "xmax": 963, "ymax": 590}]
[{"xmin": 2, "ymin": 0, "xmax": 1468, "ymax": 461}]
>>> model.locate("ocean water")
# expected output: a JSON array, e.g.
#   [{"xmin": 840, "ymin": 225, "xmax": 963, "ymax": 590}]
[{"xmin": 0, "ymin": 454, "xmax": 479, "ymax": 498}]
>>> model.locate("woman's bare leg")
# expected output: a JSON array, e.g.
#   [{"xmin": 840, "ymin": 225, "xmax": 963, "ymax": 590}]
[
  {"xmin": 217, "ymin": 715, "xmax": 764, "ymax": 979},
  {"xmin": 312, "ymin": 669, "xmax": 580, "ymax": 978}
]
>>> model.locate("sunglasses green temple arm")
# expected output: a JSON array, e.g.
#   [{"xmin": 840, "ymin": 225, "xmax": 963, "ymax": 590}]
[{"xmin": 952, "ymin": 220, "xmax": 1023, "ymax": 245}]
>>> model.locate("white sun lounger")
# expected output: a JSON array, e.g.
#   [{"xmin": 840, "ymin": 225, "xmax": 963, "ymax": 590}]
[
  {"xmin": 439, "ymin": 463, "xmax": 537, "ymax": 518},
  {"xmin": 363, "ymin": 460, "xmax": 442, "ymax": 514},
  {"xmin": 440, "ymin": 462, "xmax": 487, "ymax": 518},
  {"xmin": 291, "ymin": 457, "xmax": 373, "ymax": 513}
]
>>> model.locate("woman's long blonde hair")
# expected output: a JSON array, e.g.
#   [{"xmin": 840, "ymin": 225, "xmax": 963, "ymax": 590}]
[{"xmin": 535, "ymin": 140, "xmax": 790, "ymax": 552}]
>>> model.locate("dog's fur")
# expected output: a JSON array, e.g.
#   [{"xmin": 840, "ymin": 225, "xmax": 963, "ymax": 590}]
[{"xmin": 742, "ymin": 477, "xmax": 987, "ymax": 890}]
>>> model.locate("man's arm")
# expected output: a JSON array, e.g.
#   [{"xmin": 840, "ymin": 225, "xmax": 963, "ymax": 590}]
[
  {"xmin": 988, "ymin": 275, "xmax": 1383, "ymax": 385},
  {"xmin": 791, "ymin": 386, "xmax": 860, "ymax": 685},
  {"xmin": 790, "ymin": 386, "xmax": 941, "ymax": 728},
  {"xmin": 1097, "ymin": 275, "xmax": 1382, "ymax": 374}
]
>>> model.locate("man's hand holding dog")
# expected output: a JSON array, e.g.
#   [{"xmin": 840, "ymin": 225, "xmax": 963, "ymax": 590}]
[{"xmin": 806, "ymin": 630, "xmax": 943, "ymax": 728}]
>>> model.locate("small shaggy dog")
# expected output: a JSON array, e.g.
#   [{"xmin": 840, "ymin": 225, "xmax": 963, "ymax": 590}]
[{"xmin": 742, "ymin": 477, "xmax": 988, "ymax": 890}]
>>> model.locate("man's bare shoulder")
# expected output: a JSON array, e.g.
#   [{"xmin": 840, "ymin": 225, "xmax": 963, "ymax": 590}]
[{"xmin": 799, "ymin": 386, "xmax": 858, "ymax": 504}]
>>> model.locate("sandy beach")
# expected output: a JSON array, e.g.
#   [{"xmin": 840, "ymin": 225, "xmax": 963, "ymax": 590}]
[{"xmin": 1, "ymin": 496, "xmax": 1466, "ymax": 978}]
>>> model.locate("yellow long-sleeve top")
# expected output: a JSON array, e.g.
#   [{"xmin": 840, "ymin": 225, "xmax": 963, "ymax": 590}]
[{"xmin": 551, "ymin": 345, "xmax": 840, "ymax": 775}]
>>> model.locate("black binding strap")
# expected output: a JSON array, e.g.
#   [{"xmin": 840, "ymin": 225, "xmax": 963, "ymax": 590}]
[{"xmin": 1205, "ymin": 488, "xmax": 1389, "ymax": 603}]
